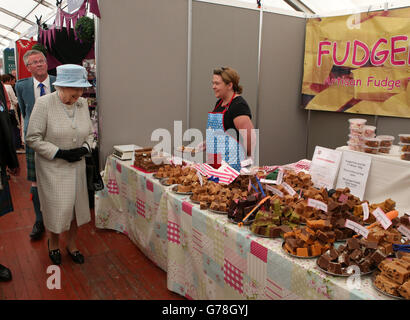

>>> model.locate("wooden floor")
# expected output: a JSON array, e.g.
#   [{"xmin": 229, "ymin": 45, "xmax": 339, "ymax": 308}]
[{"xmin": 0, "ymin": 154, "xmax": 185, "ymax": 300}]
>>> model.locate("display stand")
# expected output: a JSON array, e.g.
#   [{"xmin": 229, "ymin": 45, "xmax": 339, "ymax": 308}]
[{"xmin": 336, "ymin": 145, "xmax": 410, "ymax": 215}]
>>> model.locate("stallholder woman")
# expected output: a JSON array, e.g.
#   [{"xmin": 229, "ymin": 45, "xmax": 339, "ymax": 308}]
[
  {"xmin": 26, "ymin": 64, "xmax": 94, "ymax": 265},
  {"xmin": 202, "ymin": 66, "xmax": 256, "ymax": 171}
]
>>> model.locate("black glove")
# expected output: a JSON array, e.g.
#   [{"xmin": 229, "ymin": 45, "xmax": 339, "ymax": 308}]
[
  {"xmin": 70, "ymin": 147, "xmax": 89, "ymax": 158},
  {"xmin": 55, "ymin": 147, "xmax": 89, "ymax": 163}
]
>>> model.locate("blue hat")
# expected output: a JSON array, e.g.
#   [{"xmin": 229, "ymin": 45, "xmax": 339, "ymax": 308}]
[{"xmin": 53, "ymin": 64, "xmax": 92, "ymax": 88}]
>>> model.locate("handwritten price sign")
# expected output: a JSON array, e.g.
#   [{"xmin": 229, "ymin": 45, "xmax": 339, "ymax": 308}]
[
  {"xmin": 345, "ymin": 219, "xmax": 369, "ymax": 238},
  {"xmin": 307, "ymin": 198, "xmax": 328, "ymax": 212},
  {"xmin": 266, "ymin": 185, "xmax": 284, "ymax": 198},
  {"xmin": 362, "ymin": 202, "xmax": 369, "ymax": 221},
  {"xmin": 371, "ymin": 207, "xmax": 392, "ymax": 230},
  {"xmin": 281, "ymin": 182, "xmax": 296, "ymax": 196},
  {"xmin": 397, "ymin": 225, "xmax": 410, "ymax": 239}
]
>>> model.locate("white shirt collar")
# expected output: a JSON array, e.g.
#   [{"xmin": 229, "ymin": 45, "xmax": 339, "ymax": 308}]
[{"xmin": 33, "ymin": 75, "xmax": 50, "ymax": 89}]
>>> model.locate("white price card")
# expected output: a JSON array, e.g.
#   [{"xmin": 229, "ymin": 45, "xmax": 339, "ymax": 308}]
[
  {"xmin": 362, "ymin": 202, "xmax": 370, "ymax": 221},
  {"xmin": 307, "ymin": 198, "xmax": 328, "ymax": 212},
  {"xmin": 266, "ymin": 185, "xmax": 284, "ymax": 198},
  {"xmin": 276, "ymin": 170, "xmax": 284, "ymax": 185},
  {"xmin": 310, "ymin": 146, "xmax": 342, "ymax": 190},
  {"xmin": 196, "ymin": 170, "xmax": 203, "ymax": 186},
  {"xmin": 344, "ymin": 219, "xmax": 369, "ymax": 239},
  {"xmin": 172, "ymin": 156, "xmax": 183, "ymax": 165},
  {"xmin": 335, "ymin": 151, "xmax": 371, "ymax": 200},
  {"xmin": 240, "ymin": 158, "xmax": 253, "ymax": 168},
  {"xmin": 260, "ymin": 179, "xmax": 277, "ymax": 185},
  {"xmin": 397, "ymin": 225, "xmax": 410, "ymax": 239},
  {"xmin": 281, "ymin": 182, "xmax": 296, "ymax": 196},
  {"xmin": 371, "ymin": 207, "xmax": 392, "ymax": 230}
]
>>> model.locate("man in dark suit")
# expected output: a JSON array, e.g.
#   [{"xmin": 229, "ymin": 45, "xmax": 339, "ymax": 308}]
[
  {"xmin": 15, "ymin": 49, "xmax": 56, "ymax": 241},
  {"xmin": 0, "ymin": 99, "xmax": 20, "ymax": 281}
]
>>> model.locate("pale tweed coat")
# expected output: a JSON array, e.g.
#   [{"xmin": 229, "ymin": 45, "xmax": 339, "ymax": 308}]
[{"xmin": 26, "ymin": 91, "xmax": 94, "ymax": 234}]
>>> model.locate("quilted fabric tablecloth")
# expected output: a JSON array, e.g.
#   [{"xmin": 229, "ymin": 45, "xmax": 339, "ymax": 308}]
[
  {"xmin": 165, "ymin": 192, "xmax": 393, "ymax": 300},
  {"xmin": 95, "ymin": 156, "xmax": 169, "ymax": 271},
  {"xmin": 95, "ymin": 156, "xmax": 394, "ymax": 300}
]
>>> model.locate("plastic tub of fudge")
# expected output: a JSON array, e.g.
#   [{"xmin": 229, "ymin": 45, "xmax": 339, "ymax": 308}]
[
  {"xmin": 349, "ymin": 127, "xmax": 364, "ymax": 135},
  {"xmin": 362, "ymin": 145, "xmax": 379, "ymax": 154},
  {"xmin": 348, "ymin": 118, "xmax": 367, "ymax": 129},
  {"xmin": 398, "ymin": 134, "xmax": 410, "ymax": 143},
  {"xmin": 400, "ymin": 151, "xmax": 410, "ymax": 161},
  {"xmin": 376, "ymin": 135, "xmax": 394, "ymax": 147},
  {"xmin": 363, "ymin": 137, "xmax": 381, "ymax": 148},
  {"xmin": 399, "ymin": 142, "xmax": 410, "ymax": 152},
  {"xmin": 378, "ymin": 147, "xmax": 391, "ymax": 154},
  {"xmin": 348, "ymin": 134, "xmax": 364, "ymax": 144},
  {"xmin": 347, "ymin": 141, "xmax": 362, "ymax": 151},
  {"xmin": 363, "ymin": 125, "xmax": 376, "ymax": 138}
]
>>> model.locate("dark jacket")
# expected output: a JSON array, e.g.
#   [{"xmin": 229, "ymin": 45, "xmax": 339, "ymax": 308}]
[{"xmin": 0, "ymin": 102, "xmax": 19, "ymax": 170}]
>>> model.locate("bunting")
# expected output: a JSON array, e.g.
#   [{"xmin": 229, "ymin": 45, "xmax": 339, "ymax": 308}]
[{"xmin": 38, "ymin": 0, "xmax": 100, "ymax": 48}]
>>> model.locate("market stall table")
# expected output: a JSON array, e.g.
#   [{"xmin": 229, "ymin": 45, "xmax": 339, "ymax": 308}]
[
  {"xmin": 95, "ymin": 156, "xmax": 169, "ymax": 271},
  {"xmin": 95, "ymin": 155, "xmax": 395, "ymax": 300}
]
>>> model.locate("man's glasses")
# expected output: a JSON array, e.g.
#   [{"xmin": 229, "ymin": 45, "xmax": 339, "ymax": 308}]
[{"xmin": 27, "ymin": 59, "xmax": 46, "ymax": 66}]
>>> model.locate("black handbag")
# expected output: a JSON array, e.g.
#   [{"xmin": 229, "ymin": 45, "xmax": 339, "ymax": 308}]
[{"xmin": 84, "ymin": 142, "xmax": 104, "ymax": 191}]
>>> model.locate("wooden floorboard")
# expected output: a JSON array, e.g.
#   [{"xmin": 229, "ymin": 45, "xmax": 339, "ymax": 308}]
[{"xmin": 0, "ymin": 154, "xmax": 185, "ymax": 300}]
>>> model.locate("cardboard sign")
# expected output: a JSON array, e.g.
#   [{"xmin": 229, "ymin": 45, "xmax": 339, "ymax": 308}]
[
  {"xmin": 310, "ymin": 146, "xmax": 342, "ymax": 190},
  {"xmin": 345, "ymin": 219, "xmax": 369, "ymax": 239},
  {"xmin": 307, "ymin": 198, "xmax": 328, "ymax": 212},
  {"xmin": 371, "ymin": 207, "xmax": 392, "ymax": 230},
  {"xmin": 335, "ymin": 151, "xmax": 371, "ymax": 200}
]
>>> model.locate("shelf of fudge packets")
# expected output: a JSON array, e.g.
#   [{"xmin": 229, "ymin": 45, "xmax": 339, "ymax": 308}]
[
  {"xmin": 347, "ymin": 118, "xmax": 410, "ymax": 161},
  {"xmin": 132, "ymin": 147, "xmax": 410, "ymax": 299}
]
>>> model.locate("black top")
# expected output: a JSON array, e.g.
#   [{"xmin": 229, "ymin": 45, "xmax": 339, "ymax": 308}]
[
  {"xmin": 213, "ymin": 96, "xmax": 252, "ymax": 140},
  {"xmin": 0, "ymin": 102, "xmax": 19, "ymax": 169}
]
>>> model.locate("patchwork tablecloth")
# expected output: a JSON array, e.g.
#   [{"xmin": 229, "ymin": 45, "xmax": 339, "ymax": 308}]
[
  {"xmin": 166, "ymin": 192, "xmax": 393, "ymax": 300},
  {"xmin": 95, "ymin": 156, "xmax": 393, "ymax": 300},
  {"xmin": 95, "ymin": 156, "xmax": 169, "ymax": 271}
]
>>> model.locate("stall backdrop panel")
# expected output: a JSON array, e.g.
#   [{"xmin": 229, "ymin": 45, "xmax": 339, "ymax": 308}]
[
  {"xmin": 258, "ymin": 11, "xmax": 307, "ymax": 165},
  {"xmin": 190, "ymin": 1, "xmax": 259, "ymax": 144}
]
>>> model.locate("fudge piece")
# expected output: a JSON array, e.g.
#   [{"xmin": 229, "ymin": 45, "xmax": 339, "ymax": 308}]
[
  {"xmin": 379, "ymin": 261, "xmax": 410, "ymax": 284},
  {"xmin": 398, "ymin": 281, "xmax": 410, "ymax": 299},
  {"xmin": 370, "ymin": 250, "xmax": 387, "ymax": 266},
  {"xmin": 346, "ymin": 238, "xmax": 360, "ymax": 250},
  {"xmin": 375, "ymin": 274, "xmax": 400, "ymax": 297},
  {"xmin": 328, "ymin": 262, "xmax": 342, "ymax": 274},
  {"xmin": 317, "ymin": 255, "xmax": 330, "ymax": 270}
]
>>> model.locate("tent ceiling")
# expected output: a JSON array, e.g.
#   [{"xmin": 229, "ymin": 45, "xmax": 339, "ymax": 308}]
[
  {"xmin": 0, "ymin": 0, "xmax": 68, "ymax": 51},
  {"xmin": 0, "ymin": 0, "xmax": 409, "ymax": 52}
]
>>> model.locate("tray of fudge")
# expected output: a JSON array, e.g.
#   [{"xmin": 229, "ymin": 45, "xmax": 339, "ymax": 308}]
[
  {"xmin": 316, "ymin": 238, "xmax": 382, "ymax": 277},
  {"xmin": 282, "ymin": 223, "xmax": 336, "ymax": 259},
  {"xmin": 171, "ymin": 185, "xmax": 193, "ymax": 195},
  {"xmin": 372, "ymin": 253, "xmax": 410, "ymax": 300},
  {"xmin": 282, "ymin": 242, "xmax": 321, "ymax": 259}
]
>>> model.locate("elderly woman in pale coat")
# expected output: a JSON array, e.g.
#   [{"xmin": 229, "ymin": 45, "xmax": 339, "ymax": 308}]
[{"xmin": 26, "ymin": 64, "xmax": 94, "ymax": 265}]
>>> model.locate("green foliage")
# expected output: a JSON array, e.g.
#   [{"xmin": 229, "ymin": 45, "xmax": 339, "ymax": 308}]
[
  {"xmin": 75, "ymin": 16, "xmax": 95, "ymax": 42},
  {"xmin": 32, "ymin": 43, "xmax": 47, "ymax": 56}
]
